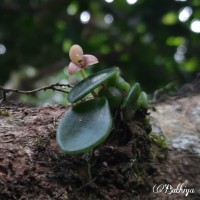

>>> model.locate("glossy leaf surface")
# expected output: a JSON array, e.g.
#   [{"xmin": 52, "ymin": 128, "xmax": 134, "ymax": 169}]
[
  {"xmin": 122, "ymin": 82, "xmax": 141, "ymax": 108},
  {"xmin": 57, "ymin": 98, "xmax": 112, "ymax": 154},
  {"xmin": 107, "ymin": 75, "xmax": 130, "ymax": 95},
  {"xmin": 68, "ymin": 67, "xmax": 119, "ymax": 103},
  {"xmin": 98, "ymin": 86, "xmax": 122, "ymax": 108},
  {"xmin": 137, "ymin": 91, "xmax": 148, "ymax": 109}
]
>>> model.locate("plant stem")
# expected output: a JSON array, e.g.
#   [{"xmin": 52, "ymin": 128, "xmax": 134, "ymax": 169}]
[
  {"xmin": 86, "ymin": 151, "xmax": 94, "ymax": 180},
  {"xmin": 80, "ymin": 69, "xmax": 97, "ymax": 98},
  {"xmin": 87, "ymin": 162, "xmax": 92, "ymax": 179},
  {"xmin": 80, "ymin": 69, "xmax": 88, "ymax": 79}
]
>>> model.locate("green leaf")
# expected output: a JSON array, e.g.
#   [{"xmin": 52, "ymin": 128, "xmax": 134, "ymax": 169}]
[
  {"xmin": 68, "ymin": 67, "xmax": 119, "ymax": 103},
  {"xmin": 107, "ymin": 76, "xmax": 130, "ymax": 95},
  {"xmin": 56, "ymin": 98, "xmax": 112, "ymax": 154},
  {"xmin": 122, "ymin": 82, "xmax": 141, "ymax": 108},
  {"xmin": 98, "ymin": 86, "xmax": 122, "ymax": 108},
  {"xmin": 137, "ymin": 91, "xmax": 148, "ymax": 109}
]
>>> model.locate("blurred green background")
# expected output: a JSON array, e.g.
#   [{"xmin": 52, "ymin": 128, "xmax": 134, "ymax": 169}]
[{"xmin": 0, "ymin": 0, "xmax": 200, "ymax": 105}]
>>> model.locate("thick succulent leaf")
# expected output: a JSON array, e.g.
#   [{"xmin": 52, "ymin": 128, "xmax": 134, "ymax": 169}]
[
  {"xmin": 137, "ymin": 91, "xmax": 148, "ymax": 109},
  {"xmin": 122, "ymin": 82, "xmax": 141, "ymax": 108},
  {"xmin": 56, "ymin": 98, "xmax": 112, "ymax": 154},
  {"xmin": 98, "ymin": 86, "xmax": 122, "ymax": 109},
  {"xmin": 68, "ymin": 67, "xmax": 119, "ymax": 103},
  {"xmin": 107, "ymin": 75, "xmax": 130, "ymax": 95}
]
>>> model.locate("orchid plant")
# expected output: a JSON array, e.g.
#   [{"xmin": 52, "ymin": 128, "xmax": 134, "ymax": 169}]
[{"xmin": 56, "ymin": 44, "xmax": 148, "ymax": 154}]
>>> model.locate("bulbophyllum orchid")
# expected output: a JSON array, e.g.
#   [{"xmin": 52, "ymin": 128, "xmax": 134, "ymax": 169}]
[
  {"xmin": 57, "ymin": 44, "xmax": 150, "ymax": 156},
  {"xmin": 68, "ymin": 44, "xmax": 99, "ymax": 76}
]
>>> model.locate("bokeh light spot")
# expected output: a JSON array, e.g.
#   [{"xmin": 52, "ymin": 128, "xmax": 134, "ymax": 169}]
[
  {"xmin": 179, "ymin": 7, "xmax": 192, "ymax": 22},
  {"xmin": 54, "ymin": 92, "xmax": 64, "ymax": 103},
  {"xmin": 190, "ymin": 19, "xmax": 200, "ymax": 33},
  {"xmin": 174, "ymin": 52, "xmax": 185, "ymax": 63},
  {"xmin": 0, "ymin": 44, "xmax": 6, "ymax": 55},
  {"xmin": 177, "ymin": 45, "xmax": 187, "ymax": 54},
  {"xmin": 104, "ymin": 14, "xmax": 114, "ymax": 24},
  {"xmin": 162, "ymin": 12, "xmax": 177, "ymax": 25},
  {"xmin": 62, "ymin": 39, "xmax": 72, "ymax": 53},
  {"xmin": 67, "ymin": 3, "xmax": 78, "ymax": 16},
  {"xmin": 126, "ymin": 0, "xmax": 137, "ymax": 5},
  {"xmin": 25, "ymin": 66, "xmax": 37, "ymax": 77},
  {"xmin": 80, "ymin": 11, "xmax": 91, "ymax": 24},
  {"xmin": 105, "ymin": 0, "xmax": 114, "ymax": 3},
  {"xmin": 174, "ymin": 0, "xmax": 187, "ymax": 2}
]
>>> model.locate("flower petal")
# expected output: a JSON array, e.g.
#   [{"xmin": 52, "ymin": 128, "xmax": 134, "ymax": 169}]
[
  {"xmin": 83, "ymin": 54, "xmax": 99, "ymax": 67},
  {"xmin": 69, "ymin": 44, "xmax": 84, "ymax": 65},
  {"xmin": 68, "ymin": 62, "xmax": 81, "ymax": 75}
]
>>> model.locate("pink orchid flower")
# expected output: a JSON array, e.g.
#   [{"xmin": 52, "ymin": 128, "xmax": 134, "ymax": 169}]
[{"xmin": 68, "ymin": 44, "xmax": 99, "ymax": 75}]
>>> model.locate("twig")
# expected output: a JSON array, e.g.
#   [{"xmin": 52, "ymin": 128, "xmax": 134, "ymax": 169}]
[{"xmin": 0, "ymin": 83, "xmax": 72, "ymax": 101}]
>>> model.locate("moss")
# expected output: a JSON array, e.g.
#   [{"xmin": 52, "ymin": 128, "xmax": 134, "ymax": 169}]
[
  {"xmin": 149, "ymin": 132, "xmax": 168, "ymax": 160},
  {"xmin": 149, "ymin": 132, "xmax": 168, "ymax": 149},
  {"xmin": 0, "ymin": 108, "xmax": 11, "ymax": 117}
]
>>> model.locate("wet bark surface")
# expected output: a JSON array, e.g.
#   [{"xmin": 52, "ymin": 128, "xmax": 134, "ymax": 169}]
[
  {"xmin": 0, "ymin": 74, "xmax": 200, "ymax": 200},
  {"xmin": 150, "ymin": 74, "xmax": 200, "ymax": 200}
]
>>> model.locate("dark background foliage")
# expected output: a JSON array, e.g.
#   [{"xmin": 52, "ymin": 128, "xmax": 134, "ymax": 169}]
[{"xmin": 0, "ymin": 0, "xmax": 200, "ymax": 104}]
